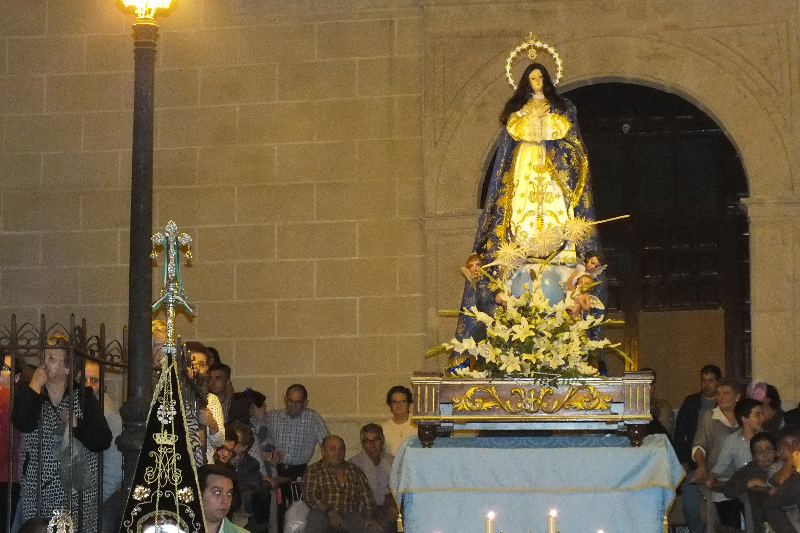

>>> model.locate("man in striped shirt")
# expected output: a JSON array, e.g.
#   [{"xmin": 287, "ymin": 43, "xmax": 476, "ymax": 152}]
[{"xmin": 266, "ymin": 383, "xmax": 329, "ymax": 532}]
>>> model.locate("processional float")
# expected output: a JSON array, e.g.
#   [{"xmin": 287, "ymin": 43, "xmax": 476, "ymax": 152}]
[{"xmin": 394, "ymin": 35, "xmax": 680, "ymax": 533}]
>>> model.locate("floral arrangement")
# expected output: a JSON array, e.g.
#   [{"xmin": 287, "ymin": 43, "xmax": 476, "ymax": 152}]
[{"xmin": 433, "ymin": 234, "xmax": 629, "ymax": 384}]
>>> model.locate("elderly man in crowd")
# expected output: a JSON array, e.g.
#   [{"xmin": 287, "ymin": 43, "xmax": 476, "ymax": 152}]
[
  {"xmin": 303, "ymin": 435, "xmax": 382, "ymax": 533},
  {"xmin": 266, "ymin": 383, "xmax": 329, "ymax": 532},
  {"xmin": 350, "ymin": 424, "xmax": 398, "ymax": 533}
]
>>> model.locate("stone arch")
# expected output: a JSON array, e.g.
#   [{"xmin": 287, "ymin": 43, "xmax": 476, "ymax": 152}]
[{"xmin": 428, "ymin": 34, "xmax": 793, "ymax": 216}]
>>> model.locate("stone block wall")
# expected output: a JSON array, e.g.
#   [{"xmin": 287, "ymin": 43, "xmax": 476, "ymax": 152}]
[
  {"xmin": 0, "ymin": 0, "xmax": 429, "ymax": 443},
  {"xmin": 3, "ymin": 0, "xmax": 800, "ymax": 437}
]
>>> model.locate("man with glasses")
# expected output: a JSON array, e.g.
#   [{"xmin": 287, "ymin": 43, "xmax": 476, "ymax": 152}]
[
  {"xmin": 265, "ymin": 384, "xmax": 329, "ymax": 533},
  {"xmin": 381, "ymin": 386, "xmax": 416, "ymax": 456},
  {"xmin": 350, "ymin": 424, "xmax": 398, "ymax": 533}
]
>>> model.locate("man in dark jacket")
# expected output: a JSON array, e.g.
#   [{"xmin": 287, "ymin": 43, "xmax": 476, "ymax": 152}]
[{"xmin": 673, "ymin": 364, "xmax": 721, "ymax": 533}]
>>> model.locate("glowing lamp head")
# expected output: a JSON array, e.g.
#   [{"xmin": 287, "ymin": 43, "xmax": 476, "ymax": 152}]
[
  {"xmin": 118, "ymin": 0, "xmax": 175, "ymax": 19},
  {"xmin": 549, "ymin": 510, "xmax": 557, "ymax": 517},
  {"xmin": 487, "ymin": 512, "xmax": 495, "ymax": 520}
]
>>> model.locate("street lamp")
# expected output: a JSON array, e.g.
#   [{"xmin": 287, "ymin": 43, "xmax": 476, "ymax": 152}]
[{"xmin": 116, "ymin": 0, "xmax": 175, "ymax": 488}]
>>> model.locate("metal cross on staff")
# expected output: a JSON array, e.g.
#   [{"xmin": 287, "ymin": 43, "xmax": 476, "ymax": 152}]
[{"xmin": 151, "ymin": 220, "xmax": 195, "ymax": 365}]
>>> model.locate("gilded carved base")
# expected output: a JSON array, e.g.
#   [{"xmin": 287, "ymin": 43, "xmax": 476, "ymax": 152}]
[{"xmin": 411, "ymin": 371, "xmax": 653, "ymax": 447}]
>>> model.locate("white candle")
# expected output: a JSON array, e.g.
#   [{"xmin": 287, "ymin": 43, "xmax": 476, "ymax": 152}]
[
  {"xmin": 547, "ymin": 509, "xmax": 557, "ymax": 533},
  {"xmin": 486, "ymin": 512, "xmax": 495, "ymax": 533}
]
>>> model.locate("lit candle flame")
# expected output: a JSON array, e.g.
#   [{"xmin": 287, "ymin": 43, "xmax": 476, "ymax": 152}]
[
  {"xmin": 486, "ymin": 511, "xmax": 495, "ymax": 533},
  {"xmin": 549, "ymin": 509, "xmax": 557, "ymax": 517}
]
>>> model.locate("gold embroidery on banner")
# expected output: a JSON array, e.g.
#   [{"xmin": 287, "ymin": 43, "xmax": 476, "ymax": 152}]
[{"xmin": 452, "ymin": 384, "xmax": 612, "ymax": 413}]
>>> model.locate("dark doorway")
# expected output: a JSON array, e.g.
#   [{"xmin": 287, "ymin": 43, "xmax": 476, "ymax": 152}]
[
  {"xmin": 480, "ymin": 83, "xmax": 751, "ymax": 381},
  {"xmin": 565, "ymin": 83, "xmax": 750, "ymax": 379}
]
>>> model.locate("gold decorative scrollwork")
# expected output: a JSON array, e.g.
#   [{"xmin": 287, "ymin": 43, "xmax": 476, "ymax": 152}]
[
  {"xmin": 144, "ymin": 444, "xmax": 182, "ymax": 487},
  {"xmin": 452, "ymin": 384, "xmax": 611, "ymax": 414}
]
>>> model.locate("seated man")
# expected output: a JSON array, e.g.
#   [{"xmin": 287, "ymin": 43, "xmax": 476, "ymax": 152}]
[
  {"xmin": 722, "ymin": 432, "xmax": 777, "ymax": 533},
  {"xmin": 350, "ymin": 424, "xmax": 398, "ymax": 533},
  {"xmin": 198, "ymin": 464, "xmax": 249, "ymax": 533},
  {"xmin": 303, "ymin": 435, "xmax": 382, "ymax": 533}
]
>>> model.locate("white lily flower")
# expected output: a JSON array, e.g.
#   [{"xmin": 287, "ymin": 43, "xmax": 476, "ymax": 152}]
[
  {"xmin": 499, "ymin": 352, "xmax": 522, "ymax": 373},
  {"xmin": 474, "ymin": 309, "xmax": 495, "ymax": 327},
  {"xmin": 489, "ymin": 324, "xmax": 511, "ymax": 342},
  {"xmin": 452, "ymin": 367, "xmax": 491, "ymax": 379},
  {"xmin": 511, "ymin": 316, "xmax": 533, "ymax": 342},
  {"xmin": 453, "ymin": 337, "xmax": 477, "ymax": 354}
]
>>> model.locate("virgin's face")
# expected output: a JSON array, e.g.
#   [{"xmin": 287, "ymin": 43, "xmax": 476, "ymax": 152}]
[{"xmin": 529, "ymin": 69, "xmax": 544, "ymax": 93}]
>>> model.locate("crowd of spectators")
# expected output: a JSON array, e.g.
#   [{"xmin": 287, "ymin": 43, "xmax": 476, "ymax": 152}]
[
  {"xmin": 21, "ymin": 330, "xmax": 800, "ymax": 533},
  {"xmin": 177, "ymin": 338, "xmax": 413, "ymax": 533},
  {"xmin": 0, "ymin": 321, "xmax": 420, "ymax": 533},
  {"xmin": 668, "ymin": 364, "xmax": 800, "ymax": 533}
]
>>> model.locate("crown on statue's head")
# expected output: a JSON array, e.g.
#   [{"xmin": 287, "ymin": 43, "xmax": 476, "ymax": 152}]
[{"xmin": 506, "ymin": 32, "xmax": 564, "ymax": 89}]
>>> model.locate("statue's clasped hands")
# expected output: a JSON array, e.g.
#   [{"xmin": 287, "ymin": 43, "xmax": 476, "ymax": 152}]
[{"xmin": 522, "ymin": 100, "xmax": 549, "ymax": 117}]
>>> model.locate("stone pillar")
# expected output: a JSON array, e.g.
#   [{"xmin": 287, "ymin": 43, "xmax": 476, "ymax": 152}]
[{"xmin": 742, "ymin": 197, "xmax": 800, "ymax": 406}]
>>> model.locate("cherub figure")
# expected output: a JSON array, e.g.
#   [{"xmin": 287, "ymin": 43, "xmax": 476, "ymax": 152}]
[
  {"xmin": 566, "ymin": 250, "xmax": 606, "ymax": 291},
  {"xmin": 460, "ymin": 253, "xmax": 484, "ymax": 288},
  {"xmin": 567, "ymin": 273, "xmax": 604, "ymax": 319},
  {"xmin": 460, "ymin": 252, "xmax": 505, "ymax": 309}
]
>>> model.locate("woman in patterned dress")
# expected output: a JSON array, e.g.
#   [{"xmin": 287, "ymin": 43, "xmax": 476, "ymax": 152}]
[{"xmin": 12, "ymin": 335, "xmax": 111, "ymax": 532}]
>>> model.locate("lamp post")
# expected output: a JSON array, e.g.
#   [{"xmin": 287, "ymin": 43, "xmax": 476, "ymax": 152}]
[{"xmin": 116, "ymin": 0, "xmax": 175, "ymax": 488}]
